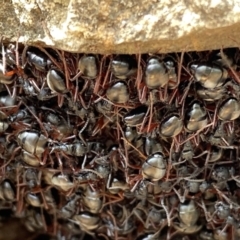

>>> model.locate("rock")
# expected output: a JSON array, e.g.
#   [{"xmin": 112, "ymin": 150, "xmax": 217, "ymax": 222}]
[{"xmin": 1, "ymin": 0, "xmax": 240, "ymax": 53}]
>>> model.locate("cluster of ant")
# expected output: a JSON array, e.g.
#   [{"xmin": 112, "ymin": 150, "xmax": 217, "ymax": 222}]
[{"xmin": 1, "ymin": 42, "xmax": 240, "ymax": 240}]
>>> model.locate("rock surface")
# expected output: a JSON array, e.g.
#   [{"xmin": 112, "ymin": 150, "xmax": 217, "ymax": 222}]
[{"xmin": 1, "ymin": 0, "xmax": 240, "ymax": 53}]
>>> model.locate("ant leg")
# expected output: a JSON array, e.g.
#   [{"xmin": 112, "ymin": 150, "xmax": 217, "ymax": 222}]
[
  {"xmin": 136, "ymin": 53, "xmax": 142, "ymax": 89},
  {"xmin": 118, "ymin": 128, "xmax": 142, "ymax": 171},
  {"xmin": 147, "ymin": 91, "xmax": 154, "ymax": 133},
  {"xmin": 180, "ymin": 122, "xmax": 214, "ymax": 146},
  {"xmin": 70, "ymin": 70, "xmax": 82, "ymax": 81},
  {"xmin": 166, "ymin": 139, "xmax": 174, "ymax": 181},
  {"xmin": 93, "ymin": 55, "xmax": 106, "ymax": 95},
  {"xmin": 220, "ymin": 46, "xmax": 240, "ymax": 84},
  {"xmin": 138, "ymin": 101, "xmax": 150, "ymax": 133},
  {"xmin": 106, "ymin": 210, "xmax": 118, "ymax": 240},
  {"xmin": 40, "ymin": 149, "xmax": 49, "ymax": 166},
  {"xmin": 0, "ymin": 146, "xmax": 21, "ymax": 171},
  {"xmin": 55, "ymin": 152, "xmax": 63, "ymax": 174},
  {"xmin": 168, "ymin": 88, "xmax": 178, "ymax": 105},
  {"xmin": 212, "ymin": 183, "xmax": 236, "ymax": 208},
  {"xmin": 60, "ymin": 50, "xmax": 70, "ymax": 90},
  {"xmin": 163, "ymin": 84, "xmax": 168, "ymax": 102},
  {"xmin": 4, "ymin": 84, "xmax": 13, "ymax": 97},
  {"xmin": 130, "ymin": 178, "xmax": 142, "ymax": 192},
  {"xmin": 78, "ymin": 118, "xmax": 89, "ymax": 145},
  {"xmin": 176, "ymin": 51, "xmax": 184, "ymax": 88},
  {"xmin": 173, "ymin": 187, "xmax": 186, "ymax": 203},
  {"xmin": 20, "ymin": 100, "xmax": 49, "ymax": 137},
  {"xmin": 81, "ymin": 154, "xmax": 87, "ymax": 169},
  {"xmin": 73, "ymin": 78, "xmax": 79, "ymax": 103},
  {"xmin": 161, "ymin": 198, "xmax": 171, "ymax": 227},
  {"xmin": 102, "ymin": 193, "xmax": 124, "ymax": 209},
  {"xmin": 21, "ymin": 45, "xmax": 28, "ymax": 68},
  {"xmin": 139, "ymin": 85, "xmax": 147, "ymax": 104},
  {"xmin": 38, "ymin": 46, "xmax": 62, "ymax": 70},
  {"xmin": 102, "ymin": 56, "xmax": 112, "ymax": 89},
  {"xmin": 57, "ymin": 94, "xmax": 64, "ymax": 108},
  {"xmin": 120, "ymin": 136, "xmax": 147, "ymax": 160}
]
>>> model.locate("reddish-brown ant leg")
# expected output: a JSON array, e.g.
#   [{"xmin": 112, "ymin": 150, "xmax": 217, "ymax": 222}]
[
  {"xmin": 74, "ymin": 82, "xmax": 79, "ymax": 103},
  {"xmin": 102, "ymin": 56, "xmax": 112, "ymax": 89},
  {"xmin": 92, "ymin": 116, "xmax": 112, "ymax": 136},
  {"xmin": 117, "ymin": 124, "xmax": 142, "ymax": 172},
  {"xmin": 70, "ymin": 70, "xmax": 82, "ymax": 81},
  {"xmin": 136, "ymin": 53, "xmax": 142, "ymax": 89},
  {"xmin": 3, "ymin": 84, "xmax": 13, "ymax": 98},
  {"xmin": 180, "ymin": 79, "xmax": 193, "ymax": 109},
  {"xmin": 11, "ymin": 80, "xmax": 17, "ymax": 98},
  {"xmin": 57, "ymin": 94, "xmax": 64, "ymax": 108},
  {"xmin": 212, "ymin": 183, "xmax": 236, "ymax": 208},
  {"xmin": 177, "ymin": 51, "xmax": 184, "ymax": 87},
  {"xmin": 15, "ymin": 168, "xmax": 26, "ymax": 216},
  {"xmin": 138, "ymin": 85, "xmax": 146, "ymax": 104},
  {"xmin": 0, "ymin": 146, "xmax": 21, "ymax": 171},
  {"xmin": 158, "ymin": 88, "xmax": 164, "ymax": 102},
  {"xmin": 38, "ymin": 46, "xmax": 62, "ymax": 70},
  {"xmin": 120, "ymin": 137, "xmax": 146, "ymax": 161},
  {"xmin": 93, "ymin": 55, "xmax": 106, "ymax": 95},
  {"xmin": 180, "ymin": 122, "xmax": 214, "ymax": 146},
  {"xmin": 119, "ymin": 145, "xmax": 141, "ymax": 172},
  {"xmin": 166, "ymin": 140, "xmax": 175, "ymax": 181},
  {"xmin": 220, "ymin": 45, "xmax": 240, "ymax": 84},
  {"xmin": 130, "ymin": 177, "xmax": 142, "ymax": 192},
  {"xmin": 59, "ymin": 152, "xmax": 76, "ymax": 172},
  {"xmin": 147, "ymin": 91, "xmax": 154, "ymax": 133},
  {"xmin": 21, "ymin": 100, "xmax": 49, "ymax": 137},
  {"xmin": 55, "ymin": 152, "xmax": 64, "ymax": 174},
  {"xmin": 16, "ymin": 188, "xmax": 25, "ymax": 216},
  {"xmin": 77, "ymin": 79, "xmax": 92, "ymax": 108},
  {"xmin": 168, "ymin": 88, "xmax": 178, "ymax": 105},
  {"xmin": 138, "ymin": 102, "xmax": 150, "ymax": 133},
  {"xmin": 60, "ymin": 50, "xmax": 70, "ymax": 90},
  {"xmin": 38, "ymin": 149, "xmax": 48, "ymax": 165},
  {"xmin": 163, "ymin": 84, "xmax": 169, "ymax": 102},
  {"xmin": 21, "ymin": 45, "xmax": 28, "ymax": 68},
  {"xmin": 36, "ymin": 172, "xmax": 48, "ymax": 204},
  {"xmin": 102, "ymin": 192, "xmax": 124, "ymax": 209},
  {"xmin": 167, "ymin": 53, "xmax": 185, "ymax": 104}
]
